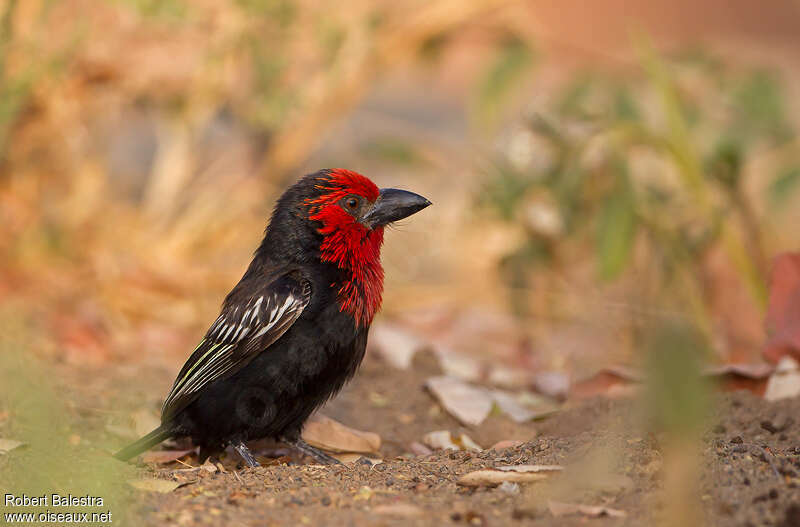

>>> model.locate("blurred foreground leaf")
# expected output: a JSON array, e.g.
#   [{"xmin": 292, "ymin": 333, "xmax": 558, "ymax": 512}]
[
  {"xmin": 596, "ymin": 161, "xmax": 636, "ymax": 280},
  {"xmin": 0, "ymin": 314, "xmax": 135, "ymax": 521}
]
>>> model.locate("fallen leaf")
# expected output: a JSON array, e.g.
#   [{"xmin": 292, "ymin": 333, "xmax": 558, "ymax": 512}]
[
  {"xmin": 423, "ymin": 430, "xmax": 482, "ymax": 451},
  {"xmin": 425, "ymin": 376, "xmax": 493, "ymax": 426},
  {"xmin": 409, "ymin": 442, "xmax": 433, "ymax": 456},
  {"xmin": 141, "ymin": 449, "xmax": 196, "ymax": 464},
  {"xmin": 302, "ymin": 414, "xmax": 381, "ymax": 454},
  {"xmin": 532, "ymin": 371, "xmax": 570, "ymax": 400},
  {"xmin": 488, "ymin": 365, "xmax": 531, "ymax": 388},
  {"xmin": 330, "ymin": 453, "xmax": 382, "ymax": 465},
  {"xmin": 367, "ymin": 323, "xmax": 427, "ymax": 369},
  {"xmin": 764, "ymin": 253, "xmax": 800, "ymax": 363},
  {"xmin": 547, "ymin": 500, "xmax": 626, "ymax": 518},
  {"xmin": 491, "ymin": 390, "xmax": 538, "ymax": 422},
  {"xmin": 570, "ymin": 366, "xmax": 642, "ymax": 400},
  {"xmin": 434, "ymin": 351, "xmax": 484, "ymax": 382},
  {"xmin": 372, "ymin": 503, "xmax": 424, "ymax": 518},
  {"xmin": 516, "ymin": 391, "xmax": 561, "ymax": 418},
  {"xmin": 0, "ymin": 439, "xmax": 25, "ymax": 454},
  {"xmin": 457, "ymin": 465, "xmax": 562, "ymax": 487},
  {"xmin": 703, "ymin": 363, "xmax": 774, "ymax": 378},
  {"xmin": 704, "ymin": 363, "xmax": 774, "ymax": 396},
  {"xmin": 764, "ymin": 357, "xmax": 800, "ymax": 401},
  {"xmin": 128, "ymin": 479, "xmax": 184, "ymax": 493}
]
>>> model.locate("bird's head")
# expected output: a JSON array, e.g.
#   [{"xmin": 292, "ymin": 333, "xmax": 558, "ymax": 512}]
[
  {"xmin": 301, "ymin": 168, "xmax": 431, "ymax": 325},
  {"xmin": 305, "ymin": 168, "xmax": 431, "ymax": 236}
]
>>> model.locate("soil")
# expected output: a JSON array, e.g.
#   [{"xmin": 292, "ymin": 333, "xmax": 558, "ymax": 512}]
[{"xmin": 100, "ymin": 350, "xmax": 800, "ymax": 527}]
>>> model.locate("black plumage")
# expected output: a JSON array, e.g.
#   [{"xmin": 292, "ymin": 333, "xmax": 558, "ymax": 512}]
[{"xmin": 114, "ymin": 169, "xmax": 430, "ymax": 466}]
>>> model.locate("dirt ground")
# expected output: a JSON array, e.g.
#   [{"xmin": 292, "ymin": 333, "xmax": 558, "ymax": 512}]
[{"xmin": 83, "ymin": 350, "xmax": 800, "ymax": 527}]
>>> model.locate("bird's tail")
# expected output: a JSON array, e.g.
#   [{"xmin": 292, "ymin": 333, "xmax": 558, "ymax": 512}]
[{"xmin": 113, "ymin": 426, "xmax": 172, "ymax": 462}]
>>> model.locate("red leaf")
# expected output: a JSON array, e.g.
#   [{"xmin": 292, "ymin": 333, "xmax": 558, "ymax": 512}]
[
  {"xmin": 764, "ymin": 253, "xmax": 800, "ymax": 363},
  {"xmin": 569, "ymin": 366, "xmax": 641, "ymax": 400}
]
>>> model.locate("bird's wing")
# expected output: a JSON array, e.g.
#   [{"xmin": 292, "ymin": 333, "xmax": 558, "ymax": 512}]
[{"xmin": 161, "ymin": 272, "xmax": 311, "ymax": 420}]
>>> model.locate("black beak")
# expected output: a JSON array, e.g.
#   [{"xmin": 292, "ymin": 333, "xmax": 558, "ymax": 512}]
[{"xmin": 362, "ymin": 188, "xmax": 432, "ymax": 228}]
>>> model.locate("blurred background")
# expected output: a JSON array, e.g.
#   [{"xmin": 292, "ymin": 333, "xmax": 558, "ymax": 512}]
[
  {"xmin": 3, "ymin": 0, "xmax": 800, "ymax": 522},
  {"xmin": 3, "ymin": 0, "xmax": 800, "ymax": 379}
]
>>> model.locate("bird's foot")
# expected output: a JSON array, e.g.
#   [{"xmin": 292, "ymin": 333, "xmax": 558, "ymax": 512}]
[
  {"xmin": 231, "ymin": 441, "xmax": 260, "ymax": 467},
  {"xmin": 284, "ymin": 437, "xmax": 341, "ymax": 465}
]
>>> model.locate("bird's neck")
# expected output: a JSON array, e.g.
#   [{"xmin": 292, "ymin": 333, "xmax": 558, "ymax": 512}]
[{"xmin": 318, "ymin": 226, "xmax": 385, "ymax": 327}]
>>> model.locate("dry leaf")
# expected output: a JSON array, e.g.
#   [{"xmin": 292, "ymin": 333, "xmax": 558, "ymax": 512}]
[
  {"xmin": 703, "ymin": 363, "xmax": 774, "ymax": 379},
  {"xmin": 372, "ymin": 504, "xmax": 424, "ymax": 518},
  {"xmin": 457, "ymin": 465, "xmax": 562, "ymax": 487},
  {"xmin": 488, "ymin": 365, "xmax": 531, "ymax": 388},
  {"xmin": 532, "ymin": 371, "xmax": 570, "ymax": 400},
  {"xmin": 409, "ymin": 442, "xmax": 433, "ymax": 456},
  {"xmin": 434, "ymin": 351, "xmax": 483, "ymax": 382},
  {"xmin": 302, "ymin": 414, "xmax": 381, "ymax": 454},
  {"xmin": 423, "ymin": 430, "xmax": 482, "ymax": 451},
  {"xmin": 548, "ymin": 500, "xmax": 626, "ymax": 518},
  {"xmin": 423, "ymin": 430, "xmax": 459, "ymax": 450},
  {"xmin": 491, "ymin": 390, "xmax": 538, "ymax": 422},
  {"xmin": 764, "ymin": 357, "xmax": 800, "ymax": 401},
  {"xmin": 141, "ymin": 449, "xmax": 196, "ymax": 464},
  {"xmin": 570, "ymin": 366, "xmax": 642, "ymax": 400},
  {"xmin": 764, "ymin": 253, "xmax": 800, "ymax": 363},
  {"xmin": 704, "ymin": 363, "xmax": 774, "ymax": 395},
  {"xmin": 0, "ymin": 439, "xmax": 25, "ymax": 454},
  {"xmin": 368, "ymin": 323, "xmax": 427, "ymax": 369},
  {"xmin": 128, "ymin": 479, "xmax": 184, "ymax": 493},
  {"xmin": 425, "ymin": 376, "xmax": 493, "ymax": 426},
  {"xmin": 330, "ymin": 453, "xmax": 382, "ymax": 465}
]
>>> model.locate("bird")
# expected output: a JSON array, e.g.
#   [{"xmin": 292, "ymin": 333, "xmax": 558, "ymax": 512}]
[{"xmin": 114, "ymin": 169, "xmax": 431, "ymax": 467}]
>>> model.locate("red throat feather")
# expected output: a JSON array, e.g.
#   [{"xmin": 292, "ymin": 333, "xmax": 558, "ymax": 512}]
[{"xmin": 306, "ymin": 169, "xmax": 384, "ymax": 326}]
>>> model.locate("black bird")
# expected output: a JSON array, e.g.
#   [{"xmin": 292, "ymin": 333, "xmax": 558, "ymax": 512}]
[{"xmin": 114, "ymin": 169, "xmax": 431, "ymax": 466}]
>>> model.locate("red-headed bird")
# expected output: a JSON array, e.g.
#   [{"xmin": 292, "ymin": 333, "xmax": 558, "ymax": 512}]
[{"xmin": 114, "ymin": 169, "xmax": 431, "ymax": 466}]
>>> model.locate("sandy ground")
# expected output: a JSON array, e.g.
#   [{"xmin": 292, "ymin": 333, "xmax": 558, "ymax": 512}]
[{"xmin": 71, "ymin": 351, "xmax": 800, "ymax": 527}]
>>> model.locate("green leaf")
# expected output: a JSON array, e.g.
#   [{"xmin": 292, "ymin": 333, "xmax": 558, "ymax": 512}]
[
  {"xmin": 596, "ymin": 161, "xmax": 637, "ymax": 280},
  {"xmin": 733, "ymin": 70, "xmax": 792, "ymax": 142},
  {"xmin": 768, "ymin": 167, "xmax": 800, "ymax": 208},
  {"xmin": 479, "ymin": 164, "xmax": 534, "ymax": 221},
  {"xmin": 473, "ymin": 37, "xmax": 534, "ymax": 126}
]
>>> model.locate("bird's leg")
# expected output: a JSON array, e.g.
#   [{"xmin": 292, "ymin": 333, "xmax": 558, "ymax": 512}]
[
  {"xmin": 284, "ymin": 437, "xmax": 341, "ymax": 465},
  {"xmin": 231, "ymin": 441, "xmax": 260, "ymax": 467}
]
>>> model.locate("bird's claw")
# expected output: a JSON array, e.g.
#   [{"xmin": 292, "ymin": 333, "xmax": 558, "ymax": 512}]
[
  {"xmin": 232, "ymin": 441, "xmax": 261, "ymax": 467},
  {"xmin": 284, "ymin": 437, "xmax": 341, "ymax": 465}
]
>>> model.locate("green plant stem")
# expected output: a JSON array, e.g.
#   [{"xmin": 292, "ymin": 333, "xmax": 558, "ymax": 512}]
[{"xmin": 635, "ymin": 33, "xmax": 768, "ymax": 310}]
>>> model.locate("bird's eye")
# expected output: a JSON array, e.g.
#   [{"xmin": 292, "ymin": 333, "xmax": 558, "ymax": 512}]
[{"xmin": 345, "ymin": 197, "xmax": 359, "ymax": 209}]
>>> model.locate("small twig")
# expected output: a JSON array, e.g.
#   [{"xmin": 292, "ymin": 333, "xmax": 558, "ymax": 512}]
[{"xmin": 174, "ymin": 458, "xmax": 195, "ymax": 469}]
